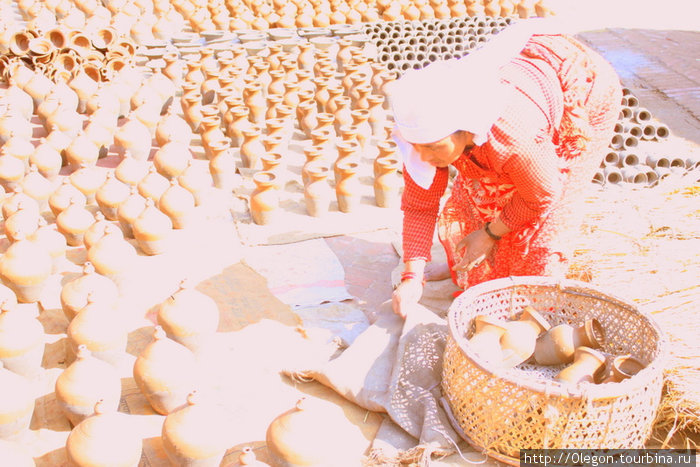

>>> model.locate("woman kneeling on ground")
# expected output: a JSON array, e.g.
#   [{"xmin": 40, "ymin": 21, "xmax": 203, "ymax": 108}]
[{"xmin": 390, "ymin": 20, "xmax": 622, "ymax": 317}]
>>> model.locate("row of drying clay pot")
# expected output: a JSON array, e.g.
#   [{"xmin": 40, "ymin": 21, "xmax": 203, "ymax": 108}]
[
  {"xmin": 594, "ymin": 87, "xmax": 698, "ymax": 186},
  {"xmin": 365, "ymin": 16, "xmax": 514, "ymax": 71},
  {"xmin": 468, "ymin": 306, "xmax": 647, "ymax": 386},
  {"xmin": 0, "ymin": 273, "xmax": 355, "ymax": 466}
]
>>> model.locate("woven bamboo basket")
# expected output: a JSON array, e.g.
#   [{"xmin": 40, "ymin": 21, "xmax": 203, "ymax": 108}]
[{"xmin": 441, "ymin": 276, "xmax": 666, "ymax": 465}]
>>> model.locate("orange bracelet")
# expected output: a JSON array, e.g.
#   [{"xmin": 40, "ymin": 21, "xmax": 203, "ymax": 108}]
[{"xmin": 400, "ymin": 271, "xmax": 426, "ymax": 285}]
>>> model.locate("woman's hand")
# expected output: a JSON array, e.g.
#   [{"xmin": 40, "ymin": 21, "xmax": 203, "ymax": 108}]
[
  {"xmin": 452, "ymin": 228, "xmax": 498, "ymax": 273},
  {"xmin": 392, "ymin": 278, "xmax": 423, "ymax": 318}
]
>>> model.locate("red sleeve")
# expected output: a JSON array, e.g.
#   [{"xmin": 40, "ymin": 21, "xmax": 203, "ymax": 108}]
[
  {"xmin": 400, "ymin": 166, "xmax": 449, "ymax": 262},
  {"xmin": 487, "ymin": 116, "xmax": 565, "ymax": 231}
]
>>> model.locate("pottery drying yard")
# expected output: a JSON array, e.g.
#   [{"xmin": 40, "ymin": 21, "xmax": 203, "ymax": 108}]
[{"xmin": 0, "ymin": 0, "xmax": 698, "ymax": 465}]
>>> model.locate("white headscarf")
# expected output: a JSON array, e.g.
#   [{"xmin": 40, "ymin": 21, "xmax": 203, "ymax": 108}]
[{"xmin": 388, "ymin": 18, "xmax": 569, "ymax": 189}]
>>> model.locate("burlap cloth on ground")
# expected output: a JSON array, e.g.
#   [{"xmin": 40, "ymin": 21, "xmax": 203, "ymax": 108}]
[{"xmin": 284, "ymin": 239, "xmax": 469, "ymax": 465}]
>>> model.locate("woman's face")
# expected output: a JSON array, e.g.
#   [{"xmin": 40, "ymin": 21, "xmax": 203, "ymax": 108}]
[{"xmin": 411, "ymin": 131, "xmax": 475, "ymax": 168}]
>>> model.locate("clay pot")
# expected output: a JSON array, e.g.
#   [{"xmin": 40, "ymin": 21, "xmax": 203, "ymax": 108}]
[
  {"xmin": 56, "ymin": 200, "xmax": 95, "ymax": 247},
  {"xmin": 237, "ymin": 447, "xmax": 270, "ymax": 466},
  {"xmin": 65, "ymin": 400, "xmax": 143, "ymax": 467},
  {"xmin": 243, "ymin": 82, "xmax": 266, "ymax": 127},
  {"xmin": 156, "ymin": 107, "xmax": 193, "ymax": 148},
  {"xmin": 29, "ymin": 218, "xmax": 67, "ymax": 273},
  {"xmin": 3, "ymin": 203, "xmax": 40, "ymax": 243},
  {"xmin": 499, "ymin": 306, "xmax": 551, "ymax": 368},
  {"xmin": 65, "ymin": 133, "xmax": 101, "ymax": 170},
  {"xmin": 83, "ymin": 212, "xmax": 114, "ymax": 250},
  {"xmin": 30, "ymin": 139, "xmax": 62, "ymax": 181},
  {"xmin": 0, "ymin": 154, "xmax": 25, "ymax": 193},
  {"xmin": 250, "ymin": 171, "xmax": 280, "ymax": 225},
  {"xmin": 373, "ymin": 157, "xmax": 401, "ymax": 208},
  {"xmin": 534, "ymin": 319, "xmax": 605, "ymax": 366},
  {"xmin": 86, "ymin": 224, "xmax": 137, "ymax": 285},
  {"xmin": 60, "ymin": 262, "xmax": 119, "ymax": 322},
  {"xmin": 334, "ymin": 141, "xmax": 360, "ymax": 184},
  {"xmin": 133, "ymin": 326, "xmax": 198, "ymax": 415},
  {"xmin": 601, "ymin": 355, "xmax": 646, "ymax": 383},
  {"xmin": 0, "ymin": 237, "xmax": 52, "ymax": 303},
  {"xmin": 55, "ymin": 345, "xmax": 121, "ymax": 426},
  {"xmin": 208, "ymin": 140, "xmax": 238, "ymax": 191},
  {"xmin": 304, "ymin": 164, "xmax": 332, "ymax": 218},
  {"xmin": 226, "ymin": 106, "xmax": 251, "ymax": 148},
  {"xmin": 0, "ymin": 362, "xmax": 35, "ymax": 438},
  {"xmin": 114, "ymin": 114, "xmax": 153, "ymax": 161},
  {"xmin": 240, "ymin": 126, "xmax": 265, "ymax": 170},
  {"xmin": 3, "ymin": 187, "xmax": 39, "ymax": 219},
  {"xmin": 117, "ymin": 186, "xmax": 146, "ymax": 238},
  {"xmin": 178, "ymin": 160, "xmax": 212, "ymax": 206},
  {"xmin": 2, "ymin": 133, "xmax": 34, "ymax": 170},
  {"xmin": 138, "ymin": 166, "xmax": 170, "ymax": 203},
  {"xmin": 115, "ymin": 151, "xmax": 149, "ymax": 187},
  {"xmin": 95, "ymin": 172, "xmax": 129, "ymax": 221},
  {"xmin": 467, "ymin": 315, "xmax": 507, "ymax": 366},
  {"xmin": 555, "ymin": 347, "xmax": 607, "ymax": 386},
  {"xmin": 0, "ymin": 301, "xmax": 44, "ymax": 377},
  {"xmin": 161, "ymin": 391, "xmax": 230, "ymax": 466},
  {"xmin": 132, "ymin": 198, "xmax": 172, "ymax": 255},
  {"xmin": 158, "ymin": 179, "xmax": 197, "ymax": 230},
  {"xmin": 335, "ymin": 161, "xmax": 361, "ymax": 213},
  {"xmin": 70, "ymin": 165, "xmax": 107, "ymax": 205},
  {"xmin": 67, "ymin": 296, "xmax": 126, "ymax": 368},
  {"xmin": 374, "ymin": 140, "xmax": 398, "ymax": 178},
  {"xmin": 266, "ymin": 398, "xmax": 350, "ymax": 466}
]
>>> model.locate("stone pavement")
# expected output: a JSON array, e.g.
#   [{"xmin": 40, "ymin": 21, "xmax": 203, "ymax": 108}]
[{"xmin": 578, "ymin": 29, "xmax": 700, "ymax": 144}]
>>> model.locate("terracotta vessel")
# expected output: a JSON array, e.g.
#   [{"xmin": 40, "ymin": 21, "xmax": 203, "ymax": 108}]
[
  {"xmin": 65, "ymin": 132, "xmax": 101, "ymax": 169},
  {"xmin": 161, "ymin": 391, "xmax": 230, "ymax": 466},
  {"xmin": 65, "ymin": 400, "xmax": 143, "ymax": 467},
  {"xmin": 30, "ymin": 139, "xmax": 63, "ymax": 181},
  {"xmin": 240, "ymin": 126, "xmax": 266, "ymax": 170},
  {"xmin": 0, "ymin": 362, "xmax": 35, "ymax": 438},
  {"xmin": 49, "ymin": 179, "xmax": 88, "ymax": 218},
  {"xmin": 467, "ymin": 315, "xmax": 507, "ymax": 366},
  {"xmin": 178, "ymin": 160, "xmax": 212, "ymax": 206},
  {"xmin": 303, "ymin": 164, "xmax": 332, "ymax": 218},
  {"xmin": 132, "ymin": 198, "xmax": 173, "ymax": 255},
  {"xmin": 117, "ymin": 186, "xmax": 147, "ymax": 238},
  {"xmin": 373, "ymin": 157, "xmax": 402, "ymax": 208},
  {"xmin": 156, "ymin": 105, "xmax": 193, "ymax": 147},
  {"xmin": 133, "ymin": 326, "xmax": 198, "ymax": 415},
  {"xmin": 86, "ymin": 224, "xmax": 138, "ymax": 285},
  {"xmin": 66, "ymin": 295, "xmax": 126, "ymax": 368},
  {"xmin": 237, "ymin": 446, "xmax": 270, "ymax": 466},
  {"xmin": 70, "ymin": 164, "xmax": 107, "ymax": 204},
  {"xmin": 266, "ymin": 398, "xmax": 349, "ymax": 466},
  {"xmin": 56, "ymin": 200, "xmax": 95, "ymax": 247},
  {"xmin": 534, "ymin": 319, "xmax": 605, "ymax": 366},
  {"xmin": 60, "ymin": 262, "xmax": 119, "ymax": 322},
  {"xmin": 302, "ymin": 146, "xmax": 326, "ymax": 186},
  {"xmin": 601, "ymin": 355, "xmax": 646, "ymax": 383},
  {"xmin": 3, "ymin": 203, "xmax": 40, "ymax": 244},
  {"xmin": 335, "ymin": 161, "xmax": 361, "ymax": 213},
  {"xmin": 0, "ymin": 154, "xmax": 25, "ymax": 192},
  {"xmin": 555, "ymin": 347, "xmax": 607, "ymax": 386},
  {"xmin": 115, "ymin": 151, "xmax": 149, "ymax": 187},
  {"xmin": 153, "ymin": 142, "xmax": 192, "ymax": 180},
  {"xmin": 0, "ymin": 236, "xmax": 52, "ymax": 303},
  {"xmin": 0, "ymin": 301, "xmax": 44, "ymax": 377},
  {"xmin": 158, "ymin": 179, "xmax": 197, "ymax": 230},
  {"xmin": 55, "ymin": 345, "xmax": 121, "ymax": 426},
  {"xmin": 208, "ymin": 139, "xmax": 238, "ymax": 191},
  {"xmin": 3, "ymin": 188, "xmax": 39, "ymax": 219},
  {"xmin": 114, "ymin": 114, "xmax": 152, "ymax": 161},
  {"xmin": 250, "ymin": 171, "xmax": 280, "ymax": 225},
  {"xmin": 499, "ymin": 306, "xmax": 551, "ymax": 368},
  {"xmin": 83, "ymin": 213, "xmax": 114, "ymax": 250},
  {"xmin": 96, "ymin": 172, "xmax": 130, "ymax": 221},
  {"xmin": 29, "ymin": 218, "xmax": 67, "ymax": 273}
]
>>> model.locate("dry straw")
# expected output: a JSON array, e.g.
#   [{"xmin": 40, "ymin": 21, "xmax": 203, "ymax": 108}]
[{"xmin": 567, "ymin": 166, "xmax": 700, "ymax": 446}]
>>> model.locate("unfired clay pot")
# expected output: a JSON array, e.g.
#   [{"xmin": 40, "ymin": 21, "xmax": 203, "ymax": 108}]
[
  {"xmin": 250, "ymin": 171, "xmax": 279, "ymax": 225},
  {"xmin": 534, "ymin": 319, "xmax": 605, "ymax": 366},
  {"xmin": 0, "ymin": 361, "xmax": 35, "ymax": 438},
  {"xmin": 158, "ymin": 179, "xmax": 197, "ymax": 229},
  {"xmin": 55, "ymin": 345, "xmax": 121, "ymax": 426},
  {"xmin": 499, "ymin": 306, "xmax": 551, "ymax": 368},
  {"xmin": 95, "ymin": 172, "xmax": 130, "ymax": 221},
  {"xmin": 601, "ymin": 355, "xmax": 646, "ymax": 383},
  {"xmin": 86, "ymin": 225, "xmax": 138, "ymax": 285},
  {"xmin": 133, "ymin": 326, "xmax": 198, "ymax": 415},
  {"xmin": 60, "ymin": 262, "xmax": 119, "ymax": 322},
  {"xmin": 67, "ymin": 294, "xmax": 126, "ymax": 368},
  {"xmin": 56, "ymin": 200, "xmax": 95, "ymax": 247},
  {"xmin": 157, "ymin": 279, "xmax": 220, "ymax": 353},
  {"xmin": 0, "ymin": 301, "xmax": 44, "ymax": 378},
  {"xmin": 0, "ymin": 236, "xmax": 52, "ymax": 303},
  {"xmin": 467, "ymin": 315, "xmax": 507, "ymax": 366},
  {"xmin": 303, "ymin": 164, "xmax": 332, "ymax": 218},
  {"xmin": 132, "ymin": 198, "xmax": 173, "ymax": 255},
  {"xmin": 50, "ymin": 179, "xmax": 88, "ymax": 218},
  {"xmin": 555, "ymin": 346, "xmax": 606, "ymax": 386},
  {"xmin": 65, "ymin": 400, "xmax": 143, "ymax": 467},
  {"xmin": 161, "ymin": 391, "xmax": 231, "ymax": 466}
]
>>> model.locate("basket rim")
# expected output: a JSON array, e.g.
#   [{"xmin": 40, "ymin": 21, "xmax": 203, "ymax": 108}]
[{"xmin": 446, "ymin": 275, "xmax": 668, "ymax": 401}]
